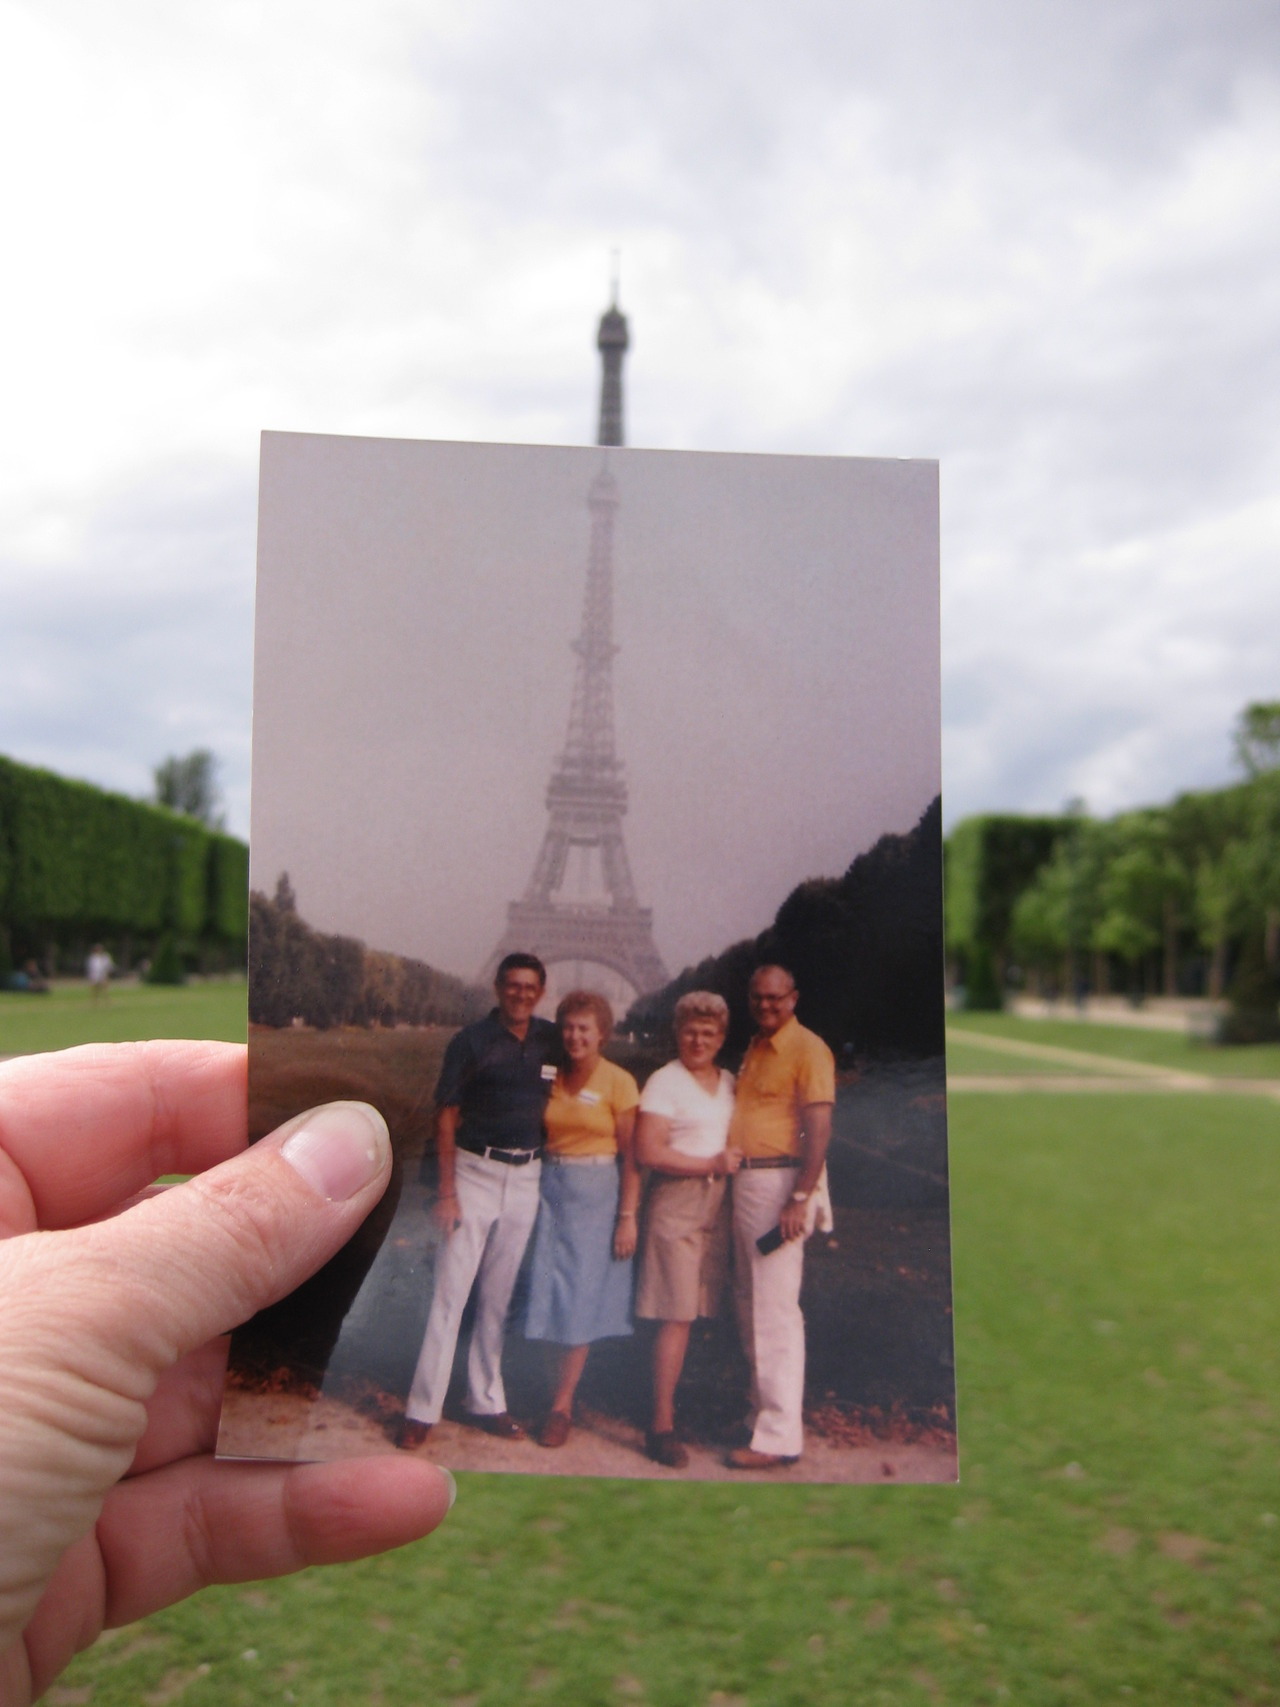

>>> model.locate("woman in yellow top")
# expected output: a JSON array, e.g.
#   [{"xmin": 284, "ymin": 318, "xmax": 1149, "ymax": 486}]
[{"xmin": 523, "ymin": 990, "xmax": 641, "ymax": 1447}]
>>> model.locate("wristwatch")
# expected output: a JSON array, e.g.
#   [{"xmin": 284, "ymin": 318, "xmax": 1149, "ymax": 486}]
[{"xmin": 790, "ymin": 1189, "xmax": 811, "ymax": 1204}]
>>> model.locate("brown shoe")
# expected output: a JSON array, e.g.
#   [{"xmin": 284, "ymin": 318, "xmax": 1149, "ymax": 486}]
[
  {"xmin": 537, "ymin": 1410, "xmax": 572, "ymax": 1448},
  {"xmin": 470, "ymin": 1411, "xmax": 526, "ymax": 1440},
  {"xmin": 397, "ymin": 1418, "xmax": 434, "ymax": 1450},
  {"xmin": 726, "ymin": 1446, "xmax": 799, "ymax": 1470},
  {"xmin": 645, "ymin": 1430, "xmax": 689, "ymax": 1470}
]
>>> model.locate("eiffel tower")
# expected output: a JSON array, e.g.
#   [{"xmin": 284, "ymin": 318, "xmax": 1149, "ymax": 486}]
[{"xmin": 484, "ymin": 294, "xmax": 668, "ymax": 1007}]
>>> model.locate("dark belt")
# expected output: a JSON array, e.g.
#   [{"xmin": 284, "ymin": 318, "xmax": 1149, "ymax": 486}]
[
  {"xmin": 739, "ymin": 1155, "xmax": 801, "ymax": 1170},
  {"xmin": 456, "ymin": 1139, "xmax": 541, "ymax": 1166}
]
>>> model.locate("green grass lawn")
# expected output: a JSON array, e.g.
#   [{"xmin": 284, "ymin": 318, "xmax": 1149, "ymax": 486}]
[
  {"xmin": 0, "ymin": 980, "xmax": 247, "ymax": 1056},
  {"xmin": 950, "ymin": 1010, "xmax": 1280, "ymax": 1079},
  {"xmin": 54, "ymin": 1091, "xmax": 1280, "ymax": 1706}
]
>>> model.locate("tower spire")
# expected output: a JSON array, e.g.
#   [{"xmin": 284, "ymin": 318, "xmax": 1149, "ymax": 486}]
[
  {"xmin": 595, "ymin": 279, "xmax": 628, "ymax": 448},
  {"xmin": 484, "ymin": 292, "xmax": 666, "ymax": 1005}
]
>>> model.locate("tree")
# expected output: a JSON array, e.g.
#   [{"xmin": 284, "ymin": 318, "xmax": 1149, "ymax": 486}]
[
  {"xmin": 1223, "ymin": 932, "xmax": 1280, "ymax": 1043},
  {"xmin": 1010, "ymin": 814, "xmax": 1109, "ymax": 995},
  {"xmin": 1193, "ymin": 845, "xmax": 1251, "ymax": 999},
  {"xmin": 153, "ymin": 750, "xmax": 225, "ymax": 828},
  {"xmin": 1091, "ymin": 814, "xmax": 1190, "ymax": 998},
  {"xmin": 1010, "ymin": 871, "xmax": 1069, "ymax": 989},
  {"xmin": 1233, "ymin": 701, "xmax": 1280, "ymax": 779},
  {"xmin": 628, "ymin": 797, "xmax": 946, "ymax": 1056},
  {"xmin": 1239, "ymin": 770, "xmax": 1280, "ymax": 968},
  {"xmin": 943, "ymin": 813, "xmax": 1066, "ymax": 987}
]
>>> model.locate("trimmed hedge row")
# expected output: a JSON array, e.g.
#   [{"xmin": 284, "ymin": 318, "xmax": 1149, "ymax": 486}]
[
  {"xmin": 0, "ymin": 754, "xmax": 248, "ymax": 954},
  {"xmin": 943, "ymin": 813, "xmax": 1067, "ymax": 967}
]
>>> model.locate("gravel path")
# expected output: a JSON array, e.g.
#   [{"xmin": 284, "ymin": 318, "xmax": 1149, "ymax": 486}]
[
  {"xmin": 948, "ymin": 1030, "xmax": 1280, "ymax": 1100},
  {"xmin": 217, "ymin": 1386, "xmax": 956, "ymax": 1484}
]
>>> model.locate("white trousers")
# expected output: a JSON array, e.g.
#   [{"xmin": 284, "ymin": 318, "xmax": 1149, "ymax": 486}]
[
  {"xmin": 406, "ymin": 1149, "xmax": 542, "ymax": 1424},
  {"xmin": 731, "ymin": 1168, "xmax": 816, "ymax": 1458}
]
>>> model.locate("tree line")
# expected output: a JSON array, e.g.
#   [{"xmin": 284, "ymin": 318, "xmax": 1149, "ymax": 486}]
[
  {"xmin": 626, "ymin": 797, "xmax": 945, "ymax": 1064},
  {"xmin": 249, "ymin": 875, "xmax": 488, "ymax": 1031},
  {"xmin": 944, "ymin": 702, "xmax": 1280, "ymax": 1038}
]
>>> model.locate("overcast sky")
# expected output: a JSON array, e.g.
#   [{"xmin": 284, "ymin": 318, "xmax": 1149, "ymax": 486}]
[{"xmin": 2, "ymin": 0, "xmax": 1277, "ymax": 844}]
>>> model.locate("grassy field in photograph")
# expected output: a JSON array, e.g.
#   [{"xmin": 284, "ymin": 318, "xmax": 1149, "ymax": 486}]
[
  {"xmin": 949, "ymin": 1010, "xmax": 1280, "ymax": 1079},
  {"xmin": 53, "ymin": 1089, "xmax": 1280, "ymax": 1706},
  {"xmin": 0, "ymin": 980, "xmax": 247, "ymax": 1056}
]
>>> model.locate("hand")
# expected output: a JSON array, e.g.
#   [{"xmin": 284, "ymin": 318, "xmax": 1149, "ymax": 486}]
[
  {"xmin": 724, "ymin": 1146, "xmax": 743, "ymax": 1176},
  {"xmin": 612, "ymin": 1213, "xmax": 637, "ymax": 1260},
  {"xmin": 432, "ymin": 1191, "xmax": 461, "ymax": 1234},
  {"xmin": 779, "ymin": 1197, "xmax": 810, "ymax": 1241},
  {"xmin": 0, "ymin": 1041, "xmax": 455, "ymax": 1705}
]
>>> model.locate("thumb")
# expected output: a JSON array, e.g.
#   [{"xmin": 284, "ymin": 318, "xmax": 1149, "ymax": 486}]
[
  {"xmin": 88, "ymin": 1099, "xmax": 395, "ymax": 1372},
  {"xmin": 0, "ymin": 1100, "xmax": 393, "ymax": 1416}
]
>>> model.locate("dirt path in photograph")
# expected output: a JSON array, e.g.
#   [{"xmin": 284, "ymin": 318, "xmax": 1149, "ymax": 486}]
[
  {"xmin": 948, "ymin": 1030, "xmax": 1280, "ymax": 1101},
  {"xmin": 217, "ymin": 1386, "xmax": 956, "ymax": 1485}
]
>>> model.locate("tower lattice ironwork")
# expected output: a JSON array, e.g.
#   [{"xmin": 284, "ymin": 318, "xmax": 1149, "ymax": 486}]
[{"xmin": 484, "ymin": 295, "xmax": 667, "ymax": 998}]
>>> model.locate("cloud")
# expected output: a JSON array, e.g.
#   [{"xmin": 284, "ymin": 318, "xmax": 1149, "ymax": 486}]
[
  {"xmin": 0, "ymin": 464, "xmax": 255, "ymax": 826},
  {"xmin": 0, "ymin": 0, "xmax": 1276, "ymax": 843}
]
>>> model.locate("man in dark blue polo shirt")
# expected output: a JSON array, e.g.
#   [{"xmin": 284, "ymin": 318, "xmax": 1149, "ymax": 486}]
[{"xmin": 401, "ymin": 953, "xmax": 558, "ymax": 1445}]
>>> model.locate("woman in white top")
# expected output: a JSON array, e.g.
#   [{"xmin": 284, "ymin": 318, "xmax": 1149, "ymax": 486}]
[{"xmin": 634, "ymin": 990, "xmax": 740, "ymax": 1469}]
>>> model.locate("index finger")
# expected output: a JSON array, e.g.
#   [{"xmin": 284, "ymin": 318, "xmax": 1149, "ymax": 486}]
[{"xmin": 0, "ymin": 1041, "xmax": 246, "ymax": 1236}]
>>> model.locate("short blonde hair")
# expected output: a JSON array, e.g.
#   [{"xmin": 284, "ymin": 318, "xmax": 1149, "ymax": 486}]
[
  {"xmin": 673, "ymin": 990, "xmax": 729, "ymax": 1034},
  {"xmin": 556, "ymin": 989, "xmax": 614, "ymax": 1039}
]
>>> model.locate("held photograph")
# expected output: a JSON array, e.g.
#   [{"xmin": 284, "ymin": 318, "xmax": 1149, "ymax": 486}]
[{"xmin": 217, "ymin": 426, "xmax": 954, "ymax": 1484}]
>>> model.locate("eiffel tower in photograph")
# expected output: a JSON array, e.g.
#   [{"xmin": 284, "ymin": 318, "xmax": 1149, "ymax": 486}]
[{"xmin": 484, "ymin": 293, "xmax": 668, "ymax": 1004}]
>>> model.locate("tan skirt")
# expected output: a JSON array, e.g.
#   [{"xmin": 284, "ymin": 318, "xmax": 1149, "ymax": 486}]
[{"xmin": 635, "ymin": 1172, "xmax": 730, "ymax": 1322}]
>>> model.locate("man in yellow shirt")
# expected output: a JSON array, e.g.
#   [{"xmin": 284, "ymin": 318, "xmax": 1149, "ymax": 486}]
[{"xmin": 726, "ymin": 963, "xmax": 835, "ymax": 1469}]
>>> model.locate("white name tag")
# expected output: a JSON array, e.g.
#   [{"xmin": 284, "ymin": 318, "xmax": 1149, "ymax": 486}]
[
  {"xmin": 540, "ymin": 1065, "xmax": 558, "ymax": 1082},
  {"xmin": 577, "ymin": 1089, "xmax": 601, "ymax": 1105}
]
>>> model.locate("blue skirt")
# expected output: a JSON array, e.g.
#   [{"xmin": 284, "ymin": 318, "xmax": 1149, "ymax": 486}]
[{"xmin": 523, "ymin": 1161, "xmax": 634, "ymax": 1344}]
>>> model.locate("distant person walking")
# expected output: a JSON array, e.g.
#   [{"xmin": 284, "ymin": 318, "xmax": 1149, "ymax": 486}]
[
  {"xmin": 85, "ymin": 945, "xmax": 114, "ymax": 1001},
  {"xmin": 523, "ymin": 991, "xmax": 640, "ymax": 1448},
  {"xmin": 400, "ymin": 953, "xmax": 558, "ymax": 1448},
  {"xmin": 726, "ymin": 964, "xmax": 835, "ymax": 1470}
]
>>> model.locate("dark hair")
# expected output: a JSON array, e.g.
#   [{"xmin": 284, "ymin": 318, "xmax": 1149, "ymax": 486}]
[
  {"xmin": 555, "ymin": 989, "xmax": 613, "ymax": 1039},
  {"xmin": 495, "ymin": 952, "xmax": 547, "ymax": 988}
]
